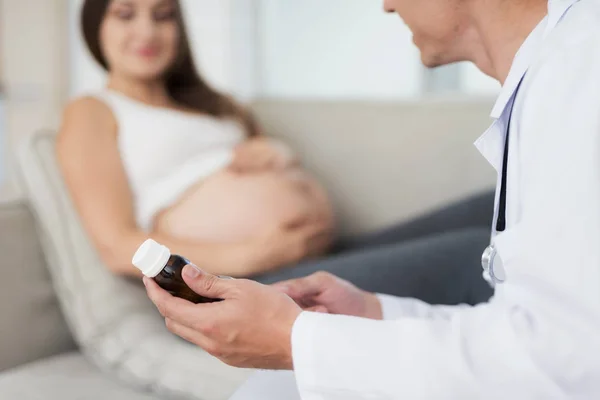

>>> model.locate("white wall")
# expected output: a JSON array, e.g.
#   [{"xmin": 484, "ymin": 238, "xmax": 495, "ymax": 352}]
[
  {"xmin": 68, "ymin": 0, "xmax": 499, "ymax": 100},
  {"xmin": 257, "ymin": 0, "xmax": 422, "ymax": 99},
  {"xmin": 1, "ymin": 0, "xmax": 68, "ymax": 198},
  {"xmin": 461, "ymin": 62, "xmax": 500, "ymax": 95},
  {"xmin": 68, "ymin": 0, "xmax": 255, "ymax": 99},
  {"xmin": 180, "ymin": 0, "xmax": 257, "ymax": 100},
  {"xmin": 68, "ymin": 0, "xmax": 106, "ymax": 96},
  {"xmin": 256, "ymin": 0, "xmax": 499, "ymax": 99}
]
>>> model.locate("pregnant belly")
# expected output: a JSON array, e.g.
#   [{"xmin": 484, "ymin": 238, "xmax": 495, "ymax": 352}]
[{"xmin": 154, "ymin": 168, "xmax": 333, "ymax": 243}]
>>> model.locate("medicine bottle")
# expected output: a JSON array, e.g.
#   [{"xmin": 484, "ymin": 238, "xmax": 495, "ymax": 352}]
[{"xmin": 132, "ymin": 239, "xmax": 216, "ymax": 304}]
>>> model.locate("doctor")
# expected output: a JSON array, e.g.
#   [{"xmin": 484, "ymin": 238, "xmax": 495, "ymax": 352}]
[{"xmin": 144, "ymin": 0, "xmax": 600, "ymax": 398}]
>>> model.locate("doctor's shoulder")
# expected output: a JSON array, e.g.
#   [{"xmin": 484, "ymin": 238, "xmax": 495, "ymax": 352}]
[
  {"xmin": 545, "ymin": 0, "xmax": 600, "ymax": 53},
  {"xmin": 515, "ymin": 11, "xmax": 600, "ymax": 159},
  {"xmin": 525, "ymin": 14, "xmax": 600, "ymax": 105}
]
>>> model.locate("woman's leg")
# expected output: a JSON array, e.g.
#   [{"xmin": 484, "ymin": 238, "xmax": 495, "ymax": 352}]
[
  {"xmin": 255, "ymin": 227, "xmax": 493, "ymax": 306},
  {"xmin": 337, "ymin": 190, "xmax": 495, "ymax": 252}
]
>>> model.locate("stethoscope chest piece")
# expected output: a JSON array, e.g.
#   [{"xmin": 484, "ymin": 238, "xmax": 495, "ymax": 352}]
[{"xmin": 481, "ymin": 244, "xmax": 506, "ymax": 285}]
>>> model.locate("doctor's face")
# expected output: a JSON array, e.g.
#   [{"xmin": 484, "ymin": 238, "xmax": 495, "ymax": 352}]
[{"xmin": 383, "ymin": 0, "xmax": 470, "ymax": 67}]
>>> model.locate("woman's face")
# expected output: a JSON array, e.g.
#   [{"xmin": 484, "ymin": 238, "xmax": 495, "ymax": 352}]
[{"xmin": 100, "ymin": 0, "xmax": 180, "ymax": 81}]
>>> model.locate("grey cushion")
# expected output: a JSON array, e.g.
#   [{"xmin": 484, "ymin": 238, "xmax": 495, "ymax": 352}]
[
  {"xmin": 15, "ymin": 131, "xmax": 251, "ymax": 400},
  {"xmin": 0, "ymin": 353, "xmax": 162, "ymax": 400},
  {"xmin": 0, "ymin": 200, "xmax": 76, "ymax": 372}
]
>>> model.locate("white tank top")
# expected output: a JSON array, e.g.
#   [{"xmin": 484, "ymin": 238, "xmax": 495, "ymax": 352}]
[{"xmin": 89, "ymin": 90, "xmax": 246, "ymax": 231}]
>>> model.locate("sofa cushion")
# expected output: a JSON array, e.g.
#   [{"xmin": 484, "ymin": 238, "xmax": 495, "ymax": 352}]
[
  {"xmin": 16, "ymin": 131, "xmax": 251, "ymax": 400},
  {"xmin": 0, "ymin": 353, "xmax": 162, "ymax": 400},
  {"xmin": 0, "ymin": 200, "xmax": 76, "ymax": 372}
]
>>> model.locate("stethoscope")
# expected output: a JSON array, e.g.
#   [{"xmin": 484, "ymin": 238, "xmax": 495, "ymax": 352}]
[
  {"xmin": 481, "ymin": 0, "xmax": 580, "ymax": 285},
  {"xmin": 481, "ymin": 78, "xmax": 524, "ymax": 285}
]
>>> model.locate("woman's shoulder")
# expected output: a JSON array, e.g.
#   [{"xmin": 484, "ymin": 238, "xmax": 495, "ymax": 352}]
[
  {"xmin": 59, "ymin": 93, "xmax": 117, "ymax": 141},
  {"xmin": 64, "ymin": 94, "xmax": 111, "ymax": 116}
]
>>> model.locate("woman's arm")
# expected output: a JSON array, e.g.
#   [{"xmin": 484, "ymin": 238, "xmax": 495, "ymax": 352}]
[{"xmin": 56, "ymin": 97, "xmax": 266, "ymax": 278}]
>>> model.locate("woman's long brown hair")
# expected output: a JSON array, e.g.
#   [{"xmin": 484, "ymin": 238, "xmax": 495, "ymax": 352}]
[{"xmin": 81, "ymin": 0, "xmax": 257, "ymax": 136}]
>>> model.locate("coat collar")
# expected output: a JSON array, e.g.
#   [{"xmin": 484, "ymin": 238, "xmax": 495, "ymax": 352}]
[
  {"xmin": 490, "ymin": 0, "xmax": 580, "ymax": 119},
  {"xmin": 475, "ymin": 0, "xmax": 580, "ymax": 171}
]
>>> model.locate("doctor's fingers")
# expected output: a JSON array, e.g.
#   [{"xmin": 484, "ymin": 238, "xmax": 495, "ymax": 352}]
[
  {"xmin": 180, "ymin": 265, "xmax": 242, "ymax": 300},
  {"xmin": 164, "ymin": 318, "xmax": 221, "ymax": 356},
  {"xmin": 305, "ymin": 305, "xmax": 329, "ymax": 313},
  {"xmin": 144, "ymin": 277, "xmax": 214, "ymax": 330},
  {"xmin": 272, "ymin": 271, "xmax": 333, "ymax": 300}
]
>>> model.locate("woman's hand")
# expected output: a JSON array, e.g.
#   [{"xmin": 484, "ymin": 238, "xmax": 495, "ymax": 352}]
[
  {"xmin": 243, "ymin": 215, "xmax": 333, "ymax": 276},
  {"xmin": 230, "ymin": 137, "xmax": 297, "ymax": 173}
]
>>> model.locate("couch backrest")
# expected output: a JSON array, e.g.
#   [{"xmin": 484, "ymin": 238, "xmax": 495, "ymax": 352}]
[{"xmin": 251, "ymin": 99, "xmax": 496, "ymax": 235}]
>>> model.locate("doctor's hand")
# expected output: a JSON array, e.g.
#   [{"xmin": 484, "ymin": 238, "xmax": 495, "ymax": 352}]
[
  {"xmin": 144, "ymin": 267, "xmax": 301, "ymax": 370},
  {"xmin": 273, "ymin": 272, "xmax": 383, "ymax": 320}
]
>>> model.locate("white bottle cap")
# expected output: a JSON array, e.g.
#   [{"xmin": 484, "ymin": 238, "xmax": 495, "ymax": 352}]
[{"xmin": 132, "ymin": 239, "xmax": 171, "ymax": 278}]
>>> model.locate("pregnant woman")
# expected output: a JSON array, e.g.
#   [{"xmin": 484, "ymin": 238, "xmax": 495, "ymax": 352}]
[
  {"xmin": 59, "ymin": 0, "xmax": 493, "ymax": 307},
  {"xmin": 59, "ymin": 0, "xmax": 335, "ymax": 279}
]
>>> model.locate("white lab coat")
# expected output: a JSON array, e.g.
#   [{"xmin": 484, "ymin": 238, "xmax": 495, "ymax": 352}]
[{"xmin": 291, "ymin": 0, "xmax": 600, "ymax": 398}]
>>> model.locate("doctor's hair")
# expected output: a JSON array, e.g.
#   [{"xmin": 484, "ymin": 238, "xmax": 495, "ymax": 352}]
[{"xmin": 80, "ymin": 0, "xmax": 258, "ymax": 137}]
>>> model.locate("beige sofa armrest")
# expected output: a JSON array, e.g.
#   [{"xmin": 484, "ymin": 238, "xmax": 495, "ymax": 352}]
[{"xmin": 0, "ymin": 200, "xmax": 76, "ymax": 372}]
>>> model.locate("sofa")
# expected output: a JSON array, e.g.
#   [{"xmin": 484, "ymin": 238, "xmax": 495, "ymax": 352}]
[{"xmin": 0, "ymin": 99, "xmax": 495, "ymax": 399}]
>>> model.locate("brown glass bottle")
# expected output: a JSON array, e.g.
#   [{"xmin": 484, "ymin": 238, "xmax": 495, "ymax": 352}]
[{"xmin": 132, "ymin": 239, "xmax": 218, "ymax": 304}]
